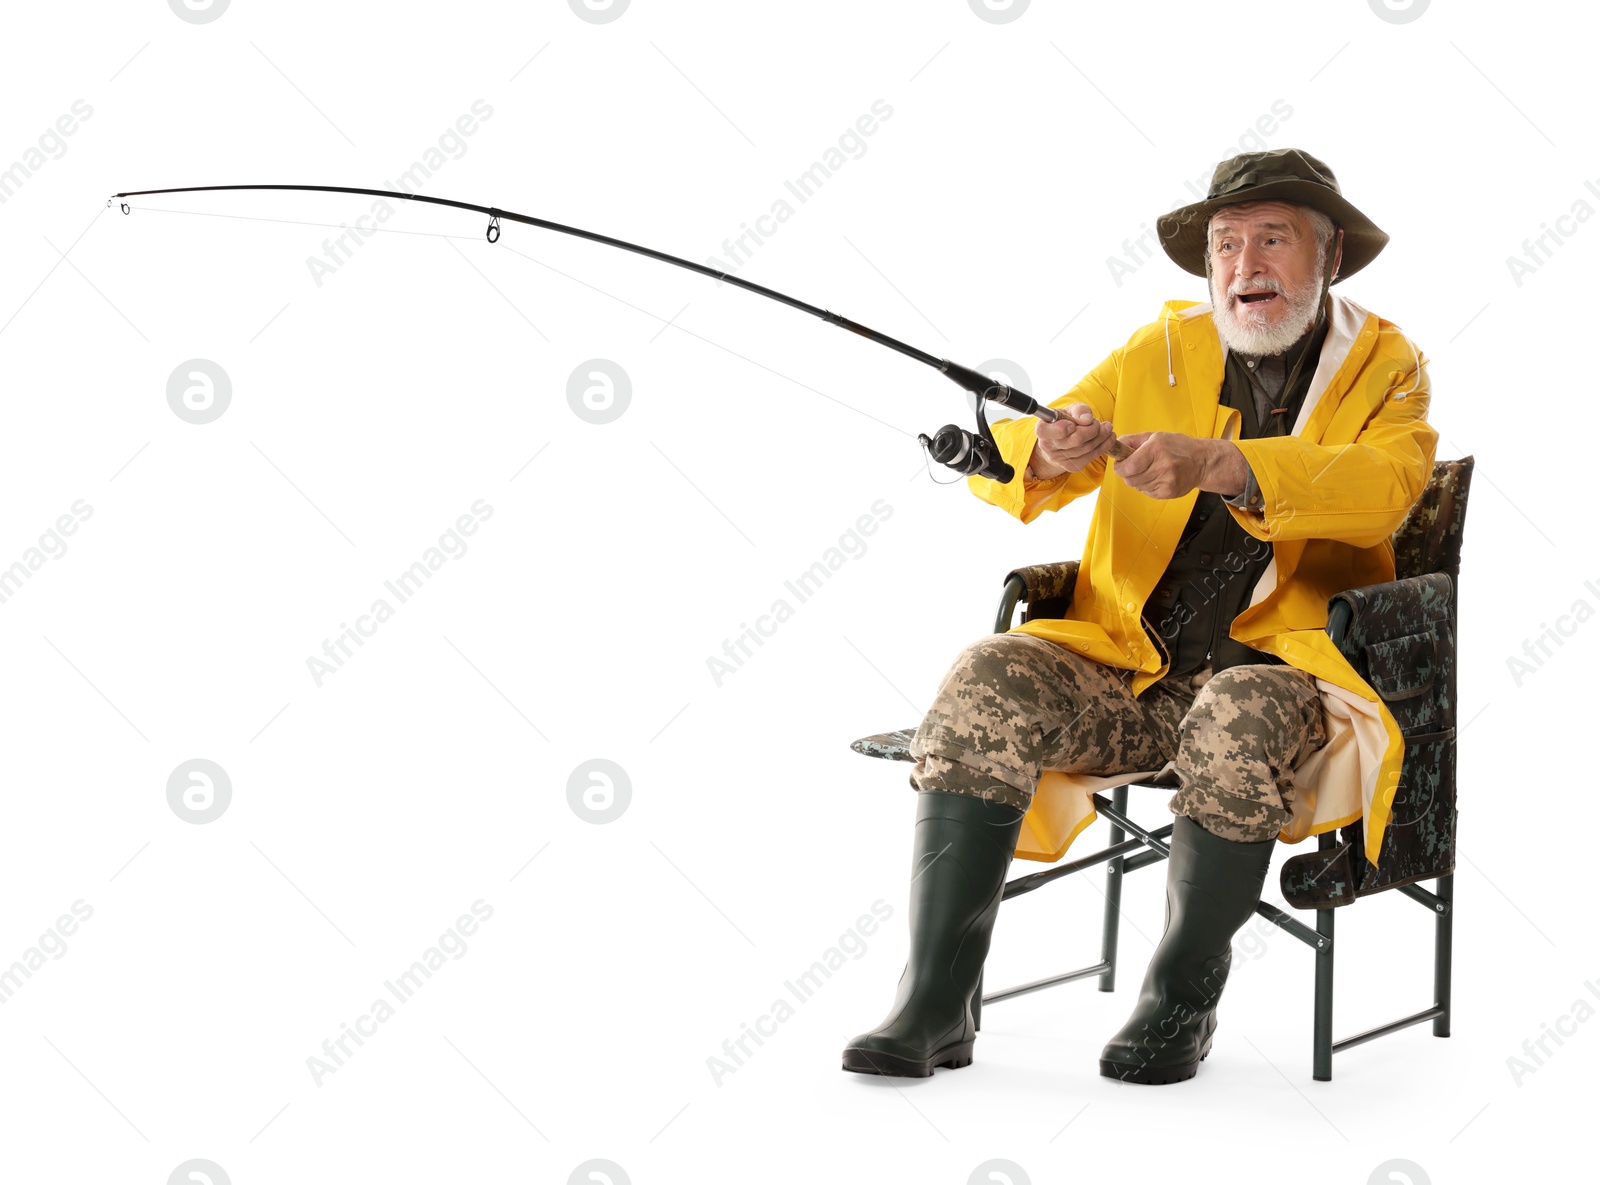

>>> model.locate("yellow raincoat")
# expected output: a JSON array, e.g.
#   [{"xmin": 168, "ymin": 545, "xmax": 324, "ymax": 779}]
[{"xmin": 969, "ymin": 291, "xmax": 1437, "ymax": 868}]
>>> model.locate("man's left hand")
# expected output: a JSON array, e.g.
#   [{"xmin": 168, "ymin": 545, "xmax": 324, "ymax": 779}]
[{"xmin": 1115, "ymin": 433, "xmax": 1244, "ymax": 499}]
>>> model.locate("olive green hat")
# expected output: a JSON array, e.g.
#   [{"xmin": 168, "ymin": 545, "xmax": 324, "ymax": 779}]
[{"xmin": 1156, "ymin": 147, "xmax": 1388, "ymax": 284}]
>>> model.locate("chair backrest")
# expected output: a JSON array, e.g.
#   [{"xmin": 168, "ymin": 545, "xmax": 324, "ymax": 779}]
[
  {"xmin": 1393, "ymin": 457, "xmax": 1474, "ymax": 582},
  {"xmin": 1339, "ymin": 455, "xmax": 1474, "ymax": 897}
]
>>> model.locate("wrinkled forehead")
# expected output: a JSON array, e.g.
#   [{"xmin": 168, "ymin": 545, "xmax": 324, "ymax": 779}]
[{"xmin": 1207, "ymin": 200, "xmax": 1314, "ymax": 240}]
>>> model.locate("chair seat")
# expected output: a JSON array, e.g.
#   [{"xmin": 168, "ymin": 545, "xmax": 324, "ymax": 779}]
[
  {"xmin": 849, "ymin": 729, "xmax": 918, "ymax": 762},
  {"xmin": 851, "ymin": 729, "xmax": 1184, "ymax": 792}
]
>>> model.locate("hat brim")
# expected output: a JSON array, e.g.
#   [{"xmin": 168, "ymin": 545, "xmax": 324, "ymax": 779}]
[{"xmin": 1155, "ymin": 179, "xmax": 1388, "ymax": 285}]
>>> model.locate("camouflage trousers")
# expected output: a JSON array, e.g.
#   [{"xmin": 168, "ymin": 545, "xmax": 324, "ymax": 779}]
[{"xmin": 907, "ymin": 632, "xmax": 1328, "ymax": 843}]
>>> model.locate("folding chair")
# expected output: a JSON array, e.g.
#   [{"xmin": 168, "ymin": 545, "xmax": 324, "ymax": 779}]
[{"xmin": 850, "ymin": 457, "xmax": 1474, "ymax": 1081}]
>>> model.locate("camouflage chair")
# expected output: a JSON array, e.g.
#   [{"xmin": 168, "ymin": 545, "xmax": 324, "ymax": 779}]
[{"xmin": 851, "ymin": 457, "xmax": 1474, "ymax": 1081}]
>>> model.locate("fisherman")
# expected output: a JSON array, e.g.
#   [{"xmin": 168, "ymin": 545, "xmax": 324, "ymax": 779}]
[{"xmin": 842, "ymin": 148, "xmax": 1438, "ymax": 1084}]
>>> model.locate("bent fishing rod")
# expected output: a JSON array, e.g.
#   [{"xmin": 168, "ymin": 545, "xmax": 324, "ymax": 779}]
[{"xmin": 109, "ymin": 183, "xmax": 1131, "ymax": 481}]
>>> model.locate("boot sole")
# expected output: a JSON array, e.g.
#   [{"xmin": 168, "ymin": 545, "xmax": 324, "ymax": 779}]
[
  {"xmin": 841, "ymin": 1041, "xmax": 975, "ymax": 1078},
  {"xmin": 1098, "ymin": 1037, "xmax": 1212, "ymax": 1085}
]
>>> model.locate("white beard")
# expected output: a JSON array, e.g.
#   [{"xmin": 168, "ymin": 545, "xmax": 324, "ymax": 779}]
[{"xmin": 1209, "ymin": 256, "xmax": 1326, "ymax": 357}]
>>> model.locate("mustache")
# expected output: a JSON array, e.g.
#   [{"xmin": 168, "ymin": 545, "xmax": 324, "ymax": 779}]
[{"xmin": 1228, "ymin": 278, "xmax": 1286, "ymax": 297}]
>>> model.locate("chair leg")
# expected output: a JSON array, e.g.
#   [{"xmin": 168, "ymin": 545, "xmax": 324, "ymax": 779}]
[
  {"xmin": 1433, "ymin": 872, "xmax": 1453, "ymax": 1038},
  {"xmin": 1099, "ymin": 784, "xmax": 1128, "ymax": 992},
  {"xmin": 1312, "ymin": 834, "xmax": 1336, "ymax": 1082},
  {"xmin": 1313, "ymin": 903, "xmax": 1335, "ymax": 1081}
]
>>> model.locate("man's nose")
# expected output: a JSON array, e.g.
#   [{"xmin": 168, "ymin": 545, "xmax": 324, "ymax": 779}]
[{"xmin": 1232, "ymin": 240, "xmax": 1267, "ymax": 281}]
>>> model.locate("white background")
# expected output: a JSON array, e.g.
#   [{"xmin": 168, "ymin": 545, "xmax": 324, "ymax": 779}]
[{"xmin": 0, "ymin": 1, "xmax": 1590, "ymax": 1182}]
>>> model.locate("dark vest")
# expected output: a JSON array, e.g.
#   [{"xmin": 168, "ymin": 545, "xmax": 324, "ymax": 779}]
[{"xmin": 1140, "ymin": 316, "xmax": 1327, "ymax": 682}]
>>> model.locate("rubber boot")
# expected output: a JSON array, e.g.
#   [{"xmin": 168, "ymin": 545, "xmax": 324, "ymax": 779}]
[
  {"xmin": 1099, "ymin": 815, "xmax": 1275, "ymax": 1084},
  {"xmin": 841, "ymin": 790, "xmax": 1025, "ymax": 1077}
]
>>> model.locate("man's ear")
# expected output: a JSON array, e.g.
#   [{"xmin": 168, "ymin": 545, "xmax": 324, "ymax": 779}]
[{"xmin": 1331, "ymin": 227, "xmax": 1344, "ymax": 280}]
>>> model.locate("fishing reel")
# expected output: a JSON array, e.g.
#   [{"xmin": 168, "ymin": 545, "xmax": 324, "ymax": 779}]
[{"xmin": 919, "ymin": 359, "xmax": 1059, "ymax": 483}]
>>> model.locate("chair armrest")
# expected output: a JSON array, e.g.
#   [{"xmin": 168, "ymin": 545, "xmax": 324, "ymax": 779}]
[
  {"xmin": 1007, "ymin": 560, "xmax": 1082, "ymax": 604},
  {"xmin": 1325, "ymin": 571, "xmax": 1455, "ymax": 729},
  {"xmin": 996, "ymin": 560, "xmax": 1081, "ymax": 632},
  {"xmin": 1325, "ymin": 572, "xmax": 1454, "ymax": 653}
]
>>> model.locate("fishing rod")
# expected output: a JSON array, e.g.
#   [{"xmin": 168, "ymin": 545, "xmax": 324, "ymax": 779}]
[{"xmin": 109, "ymin": 183, "xmax": 1131, "ymax": 481}]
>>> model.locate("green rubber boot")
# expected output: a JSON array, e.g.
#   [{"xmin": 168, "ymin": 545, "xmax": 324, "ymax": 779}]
[
  {"xmin": 841, "ymin": 790, "xmax": 1025, "ymax": 1077},
  {"xmin": 1099, "ymin": 815, "xmax": 1276, "ymax": 1085}
]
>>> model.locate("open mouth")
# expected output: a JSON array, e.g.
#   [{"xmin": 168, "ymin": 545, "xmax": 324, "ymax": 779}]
[{"xmin": 1235, "ymin": 291, "xmax": 1279, "ymax": 306}]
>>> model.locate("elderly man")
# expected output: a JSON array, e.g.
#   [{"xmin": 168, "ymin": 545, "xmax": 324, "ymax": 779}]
[{"xmin": 842, "ymin": 148, "xmax": 1437, "ymax": 1084}]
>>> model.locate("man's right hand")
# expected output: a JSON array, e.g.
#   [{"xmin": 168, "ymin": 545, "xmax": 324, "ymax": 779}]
[{"xmin": 1028, "ymin": 403, "xmax": 1116, "ymax": 480}]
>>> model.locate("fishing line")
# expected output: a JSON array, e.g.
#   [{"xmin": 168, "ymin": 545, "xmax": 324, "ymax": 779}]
[{"xmin": 110, "ymin": 183, "xmax": 1069, "ymax": 482}]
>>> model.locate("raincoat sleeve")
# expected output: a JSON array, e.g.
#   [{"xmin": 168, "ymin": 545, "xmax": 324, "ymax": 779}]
[
  {"xmin": 1223, "ymin": 354, "xmax": 1438, "ymax": 548},
  {"xmin": 964, "ymin": 347, "xmax": 1119, "ymax": 524},
  {"xmin": 1221, "ymin": 465, "xmax": 1265, "ymax": 513}
]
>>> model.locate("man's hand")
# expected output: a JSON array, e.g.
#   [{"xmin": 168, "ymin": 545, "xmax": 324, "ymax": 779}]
[
  {"xmin": 1028, "ymin": 402, "xmax": 1116, "ymax": 479},
  {"xmin": 1114, "ymin": 433, "xmax": 1249, "ymax": 499}
]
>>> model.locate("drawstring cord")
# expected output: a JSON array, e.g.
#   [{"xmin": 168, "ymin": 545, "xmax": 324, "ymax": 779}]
[{"xmin": 1165, "ymin": 309, "xmax": 1177, "ymax": 386}]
